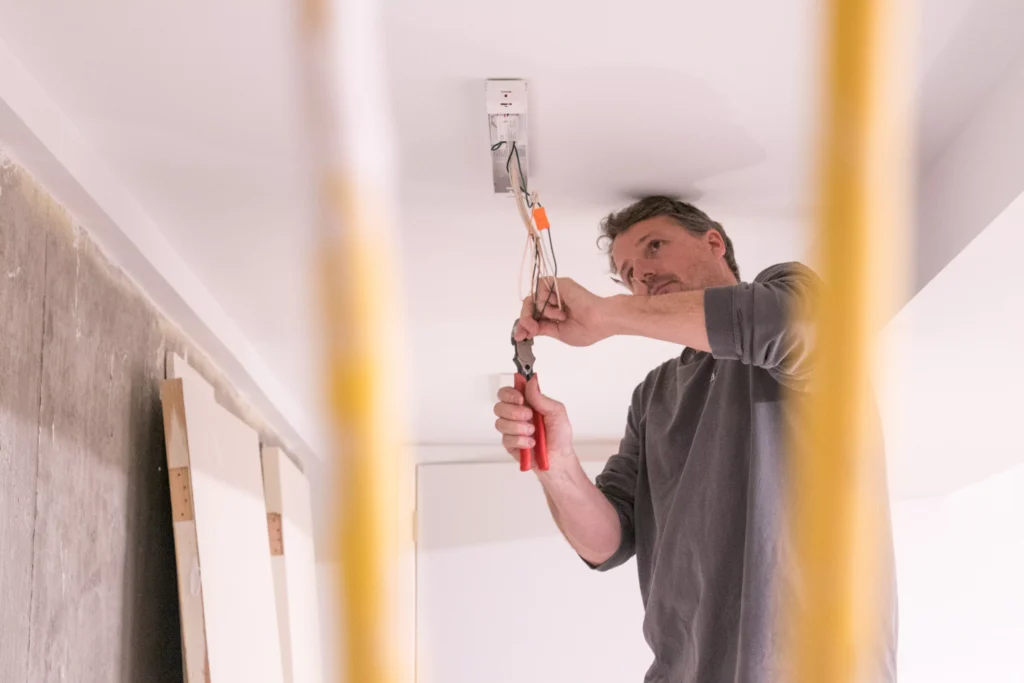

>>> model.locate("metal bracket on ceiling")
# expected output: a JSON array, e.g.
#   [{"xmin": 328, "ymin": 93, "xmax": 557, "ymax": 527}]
[{"xmin": 486, "ymin": 79, "xmax": 528, "ymax": 193}]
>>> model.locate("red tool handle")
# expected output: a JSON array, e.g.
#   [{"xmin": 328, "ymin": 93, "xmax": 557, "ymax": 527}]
[
  {"xmin": 533, "ymin": 407, "xmax": 548, "ymax": 471},
  {"xmin": 514, "ymin": 373, "xmax": 549, "ymax": 472}
]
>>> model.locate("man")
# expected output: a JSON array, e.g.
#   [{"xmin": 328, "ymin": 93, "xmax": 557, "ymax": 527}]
[{"xmin": 492, "ymin": 196, "xmax": 897, "ymax": 682}]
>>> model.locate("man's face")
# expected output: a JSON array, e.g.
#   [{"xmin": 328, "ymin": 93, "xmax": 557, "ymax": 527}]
[{"xmin": 610, "ymin": 216, "xmax": 735, "ymax": 296}]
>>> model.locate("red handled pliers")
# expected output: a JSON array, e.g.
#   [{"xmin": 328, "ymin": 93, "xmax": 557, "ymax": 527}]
[{"xmin": 511, "ymin": 322, "xmax": 549, "ymax": 472}]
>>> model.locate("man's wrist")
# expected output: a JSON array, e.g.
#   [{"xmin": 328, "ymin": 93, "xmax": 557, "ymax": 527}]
[
  {"xmin": 600, "ymin": 294, "xmax": 635, "ymax": 339},
  {"xmin": 536, "ymin": 452, "xmax": 585, "ymax": 490}
]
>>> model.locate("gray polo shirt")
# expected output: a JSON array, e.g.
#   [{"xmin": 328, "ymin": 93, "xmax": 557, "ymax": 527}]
[{"xmin": 591, "ymin": 262, "xmax": 898, "ymax": 682}]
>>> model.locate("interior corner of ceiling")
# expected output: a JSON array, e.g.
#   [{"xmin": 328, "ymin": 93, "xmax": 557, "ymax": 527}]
[{"xmin": 0, "ymin": 36, "xmax": 325, "ymax": 472}]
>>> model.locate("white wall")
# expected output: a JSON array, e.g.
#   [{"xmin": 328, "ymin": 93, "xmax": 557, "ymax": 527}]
[
  {"xmin": 413, "ymin": 458, "xmax": 1024, "ymax": 682},
  {"xmin": 878, "ymin": 183, "xmax": 1024, "ymax": 500},
  {"xmin": 416, "ymin": 460, "xmax": 650, "ymax": 683},
  {"xmin": 892, "ymin": 465, "xmax": 1024, "ymax": 682}
]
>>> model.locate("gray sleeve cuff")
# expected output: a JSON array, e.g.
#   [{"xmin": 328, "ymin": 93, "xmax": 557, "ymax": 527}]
[
  {"xmin": 580, "ymin": 499, "xmax": 636, "ymax": 572},
  {"xmin": 704, "ymin": 285, "xmax": 740, "ymax": 360}
]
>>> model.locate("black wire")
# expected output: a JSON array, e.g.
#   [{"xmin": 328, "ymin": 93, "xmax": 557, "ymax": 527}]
[
  {"xmin": 532, "ymin": 242, "xmax": 552, "ymax": 320},
  {"xmin": 492, "ymin": 140, "xmax": 531, "ymax": 205},
  {"xmin": 532, "ymin": 236, "xmax": 561, "ymax": 320},
  {"xmin": 534, "ymin": 228, "xmax": 561, "ymax": 319},
  {"xmin": 509, "ymin": 143, "xmax": 530, "ymax": 206},
  {"xmin": 544, "ymin": 228, "xmax": 558, "ymax": 276},
  {"xmin": 535, "ymin": 283, "xmax": 557, "ymax": 320}
]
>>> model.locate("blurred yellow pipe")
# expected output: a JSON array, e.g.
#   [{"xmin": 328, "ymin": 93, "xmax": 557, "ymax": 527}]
[
  {"xmin": 320, "ymin": 184, "xmax": 402, "ymax": 683},
  {"xmin": 788, "ymin": 0, "xmax": 910, "ymax": 681},
  {"xmin": 296, "ymin": 2, "xmax": 404, "ymax": 682}
]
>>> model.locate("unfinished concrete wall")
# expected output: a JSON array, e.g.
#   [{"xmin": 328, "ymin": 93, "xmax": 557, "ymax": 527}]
[
  {"xmin": 0, "ymin": 158, "xmax": 181, "ymax": 681},
  {"xmin": 0, "ymin": 156, "xmax": 292, "ymax": 682}
]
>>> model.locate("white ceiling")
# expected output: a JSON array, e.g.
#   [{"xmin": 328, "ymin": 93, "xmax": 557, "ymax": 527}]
[
  {"xmin": 0, "ymin": 0, "xmax": 1022, "ymax": 484},
  {"xmin": 383, "ymin": 0, "xmax": 819, "ymax": 213}
]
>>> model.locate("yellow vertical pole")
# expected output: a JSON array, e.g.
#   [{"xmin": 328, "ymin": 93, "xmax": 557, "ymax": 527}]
[
  {"xmin": 789, "ymin": 0, "xmax": 911, "ymax": 681},
  {"xmin": 295, "ymin": 1, "xmax": 405, "ymax": 682}
]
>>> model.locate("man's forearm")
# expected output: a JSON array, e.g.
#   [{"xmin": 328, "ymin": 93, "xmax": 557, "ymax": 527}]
[
  {"xmin": 605, "ymin": 291, "xmax": 712, "ymax": 352},
  {"xmin": 537, "ymin": 457, "xmax": 622, "ymax": 566}
]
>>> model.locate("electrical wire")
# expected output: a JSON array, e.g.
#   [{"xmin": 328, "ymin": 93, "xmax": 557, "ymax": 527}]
[
  {"xmin": 499, "ymin": 140, "xmax": 562, "ymax": 319},
  {"xmin": 493, "ymin": 140, "xmax": 532, "ymax": 206}
]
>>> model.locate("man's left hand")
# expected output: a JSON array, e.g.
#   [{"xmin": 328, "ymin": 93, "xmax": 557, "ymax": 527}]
[{"xmin": 515, "ymin": 277, "xmax": 617, "ymax": 347}]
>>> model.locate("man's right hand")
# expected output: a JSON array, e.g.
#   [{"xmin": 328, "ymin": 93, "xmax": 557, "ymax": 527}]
[
  {"xmin": 493, "ymin": 375, "xmax": 575, "ymax": 472},
  {"xmin": 494, "ymin": 375, "xmax": 623, "ymax": 567}
]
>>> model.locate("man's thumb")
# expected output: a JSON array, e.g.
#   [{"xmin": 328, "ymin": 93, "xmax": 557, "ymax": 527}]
[{"xmin": 524, "ymin": 374, "xmax": 561, "ymax": 416}]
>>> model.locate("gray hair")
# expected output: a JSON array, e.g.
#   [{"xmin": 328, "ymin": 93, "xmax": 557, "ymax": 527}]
[{"xmin": 598, "ymin": 196, "xmax": 740, "ymax": 281}]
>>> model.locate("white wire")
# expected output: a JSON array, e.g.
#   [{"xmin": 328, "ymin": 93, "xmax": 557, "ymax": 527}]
[
  {"xmin": 518, "ymin": 232, "xmax": 532, "ymax": 301},
  {"xmin": 510, "ymin": 160, "xmax": 535, "ymax": 301},
  {"xmin": 509, "ymin": 153, "xmax": 562, "ymax": 312},
  {"xmin": 509, "ymin": 161, "xmax": 535, "ymax": 238}
]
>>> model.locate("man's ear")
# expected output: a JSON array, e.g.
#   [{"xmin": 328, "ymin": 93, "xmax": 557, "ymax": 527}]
[{"xmin": 706, "ymin": 229, "xmax": 727, "ymax": 257}]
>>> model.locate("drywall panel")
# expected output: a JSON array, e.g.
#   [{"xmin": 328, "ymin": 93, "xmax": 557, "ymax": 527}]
[
  {"xmin": 162, "ymin": 353, "xmax": 284, "ymax": 683},
  {"xmin": 262, "ymin": 446, "xmax": 323, "ymax": 683},
  {"xmin": 416, "ymin": 461, "xmax": 650, "ymax": 683}
]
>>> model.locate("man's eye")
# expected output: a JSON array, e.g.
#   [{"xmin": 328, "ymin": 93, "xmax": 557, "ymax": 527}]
[
  {"xmin": 626, "ymin": 268, "xmax": 634, "ymax": 283},
  {"xmin": 649, "ymin": 240, "xmax": 662, "ymax": 254}
]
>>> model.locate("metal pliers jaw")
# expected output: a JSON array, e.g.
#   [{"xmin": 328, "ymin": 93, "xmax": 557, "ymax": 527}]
[
  {"xmin": 510, "ymin": 321, "xmax": 548, "ymax": 472},
  {"xmin": 511, "ymin": 325, "xmax": 536, "ymax": 380}
]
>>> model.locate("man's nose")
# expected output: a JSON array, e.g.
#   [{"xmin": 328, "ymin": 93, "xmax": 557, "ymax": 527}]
[{"xmin": 634, "ymin": 260, "xmax": 657, "ymax": 285}]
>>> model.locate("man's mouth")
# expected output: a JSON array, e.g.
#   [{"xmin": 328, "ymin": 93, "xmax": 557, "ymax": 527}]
[{"xmin": 649, "ymin": 281, "xmax": 676, "ymax": 296}]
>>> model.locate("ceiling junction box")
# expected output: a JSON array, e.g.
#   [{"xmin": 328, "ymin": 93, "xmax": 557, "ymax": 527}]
[{"xmin": 486, "ymin": 79, "xmax": 528, "ymax": 193}]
